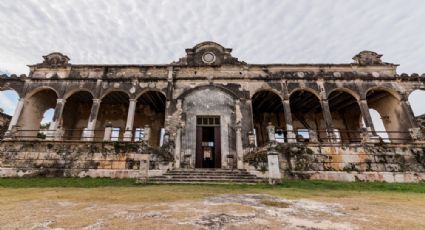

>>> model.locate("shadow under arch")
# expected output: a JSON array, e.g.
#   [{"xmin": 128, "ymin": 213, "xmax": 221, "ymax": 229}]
[
  {"xmin": 251, "ymin": 90, "xmax": 285, "ymax": 146},
  {"xmin": 289, "ymin": 89, "xmax": 325, "ymax": 142},
  {"xmin": 328, "ymin": 89, "xmax": 363, "ymax": 143},
  {"xmin": 133, "ymin": 90, "xmax": 167, "ymax": 146},
  {"xmin": 94, "ymin": 91, "xmax": 130, "ymax": 141},
  {"xmin": 62, "ymin": 91, "xmax": 94, "ymax": 140}
]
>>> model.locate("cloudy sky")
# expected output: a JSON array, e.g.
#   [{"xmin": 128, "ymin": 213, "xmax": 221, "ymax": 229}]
[{"xmin": 0, "ymin": 0, "xmax": 424, "ymax": 129}]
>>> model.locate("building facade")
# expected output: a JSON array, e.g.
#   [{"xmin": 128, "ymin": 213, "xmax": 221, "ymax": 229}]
[{"xmin": 0, "ymin": 41, "xmax": 424, "ymax": 181}]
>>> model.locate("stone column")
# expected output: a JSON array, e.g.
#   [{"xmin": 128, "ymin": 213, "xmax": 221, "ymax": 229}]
[
  {"xmin": 83, "ymin": 98, "xmax": 101, "ymax": 141},
  {"xmin": 267, "ymin": 147, "xmax": 282, "ymax": 184},
  {"xmin": 103, "ymin": 122, "xmax": 113, "ymax": 141},
  {"xmin": 401, "ymin": 99, "xmax": 418, "ymax": 129},
  {"xmin": 266, "ymin": 122, "xmax": 276, "ymax": 142},
  {"xmin": 358, "ymin": 99, "xmax": 375, "ymax": 131},
  {"xmin": 174, "ymin": 126, "xmax": 182, "ymax": 168},
  {"xmin": 320, "ymin": 99, "xmax": 335, "ymax": 142},
  {"xmin": 235, "ymin": 124, "xmax": 244, "ymax": 169},
  {"xmin": 282, "ymin": 99, "xmax": 296, "ymax": 142},
  {"xmin": 47, "ymin": 98, "xmax": 66, "ymax": 140},
  {"xmin": 5, "ymin": 98, "xmax": 25, "ymax": 138},
  {"xmin": 123, "ymin": 99, "xmax": 137, "ymax": 141},
  {"xmin": 143, "ymin": 124, "xmax": 151, "ymax": 145}
]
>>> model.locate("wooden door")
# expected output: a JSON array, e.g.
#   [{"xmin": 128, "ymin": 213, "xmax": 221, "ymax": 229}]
[{"xmin": 214, "ymin": 126, "xmax": 221, "ymax": 168}]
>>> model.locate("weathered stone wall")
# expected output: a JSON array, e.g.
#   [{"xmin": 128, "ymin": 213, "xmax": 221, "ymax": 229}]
[
  {"xmin": 281, "ymin": 143, "xmax": 425, "ymax": 182},
  {"xmin": 243, "ymin": 142, "xmax": 425, "ymax": 182},
  {"xmin": 0, "ymin": 141, "xmax": 164, "ymax": 178}
]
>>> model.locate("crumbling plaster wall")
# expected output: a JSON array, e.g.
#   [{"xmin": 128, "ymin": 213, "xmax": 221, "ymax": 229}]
[{"xmin": 181, "ymin": 87, "xmax": 236, "ymax": 168}]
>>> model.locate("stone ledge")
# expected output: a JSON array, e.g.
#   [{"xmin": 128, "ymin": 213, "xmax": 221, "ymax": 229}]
[{"xmin": 291, "ymin": 171, "xmax": 425, "ymax": 183}]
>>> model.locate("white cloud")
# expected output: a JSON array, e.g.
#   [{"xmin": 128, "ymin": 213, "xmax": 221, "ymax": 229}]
[
  {"xmin": 0, "ymin": 0, "xmax": 424, "ymax": 74},
  {"xmin": 0, "ymin": 0, "xmax": 424, "ymax": 129}
]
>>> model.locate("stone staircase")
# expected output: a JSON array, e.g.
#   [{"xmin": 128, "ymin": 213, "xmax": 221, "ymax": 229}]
[{"xmin": 148, "ymin": 169, "xmax": 266, "ymax": 184}]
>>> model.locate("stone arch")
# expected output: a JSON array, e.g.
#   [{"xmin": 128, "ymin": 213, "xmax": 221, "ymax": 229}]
[
  {"xmin": 177, "ymin": 84, "xmax": 240, "ymax": 101},
  {"xmin": 326, "ymin": 87, "xmax": 360, "ymax": 101},
  {"xmin": 363, "ymin": 86, "xmax": 402, "ymax": 101},
  {"xmin": 94, "ymin": 91, "xmax": 130, "ymax": 141},
  {"xmin": 63, "ymin": 88, "xmax": 94, "ymax": 100},
  {"xmin": 62, "ymin": 91, "xmax": 94, "ymax": 140},
  {"xmin": 289, "ymin": 87, "xmax": 321, "ymax": 100},
  {"xmin": 366, "ymin": 88, "xmax": 410, "ymax": 143},
  {"xmin": 133, "ymin": 90, "xmax": 167, "ymax": 146},
  {"xmin": 328, "ymin": 89, "xmax": 363, "ymax": 143},
  {"xmin": 17, "ymin": 88, "xmax": 58, "ymax": 139},
  {"xmin": 25, "ymin": 86, "xmax": 59, "ymax": 100},
  {"xmin": 134, "ymin": 88, "xmax": 166, "ymax": 100},
  {"xmin": 251, "ymin": 90, "xmax": 285, "ymax": 146},
  {"xmin": 289, "ymin": 89, "xmax": 325, "ymax": 142},
  {"xmin": 251, "ymin": 88, "xmax": 283, "ymax": 101},
  {"xmin": 100, "ymin": 89, "xmax": 131, "ymax": 100}
]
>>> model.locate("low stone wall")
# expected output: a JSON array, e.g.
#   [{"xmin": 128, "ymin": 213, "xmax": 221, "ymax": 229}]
[
  {"xmin": 277, "ymin": 143, "xmax": 425, "ymax": 182},
  {"xmin": 0, "ymin": 140, "xmax": 170, "ymax": 178},
  {"xmin": 292, "ymin": 171, "xmax": 425, "ymax": 183}
]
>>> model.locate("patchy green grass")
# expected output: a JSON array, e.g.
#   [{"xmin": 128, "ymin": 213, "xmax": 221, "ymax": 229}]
[
  {"xmin": 0, "ymin": 177, "xmax": 138, "ymax": 188},
  {"xmin": 0, "ymin": 177, "xmax": 424, "ymax": 193},
  {"xmin": 277, "ymin": 180, "xmax": 425, "ymax": 193},
  {"xmin": 260, "ymin": 199, "xmax": 291, "ymax": 208}
]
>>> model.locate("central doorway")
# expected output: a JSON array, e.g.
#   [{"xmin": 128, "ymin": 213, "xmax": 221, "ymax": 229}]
[{"xmin": 195, "ymin": 116, "xmax": 221, "ymax": 168}]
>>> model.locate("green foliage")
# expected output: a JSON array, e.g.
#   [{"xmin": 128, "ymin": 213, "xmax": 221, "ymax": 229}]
[{"xmin": 244, "ymin": 149, "xmax": 268, "ymax": 171}]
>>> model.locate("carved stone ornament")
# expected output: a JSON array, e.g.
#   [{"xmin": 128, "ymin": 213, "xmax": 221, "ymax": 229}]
[
  {"xmin": 352, "ymin": 51, "xmax": 383, "ymax": 65},
  {"xmin": 41, "ymin": 52, "xmax": 70, "ymax": 67},
  {"xmin": 172, "ymin": 41, "xmax": 245, "ymax": 66}
]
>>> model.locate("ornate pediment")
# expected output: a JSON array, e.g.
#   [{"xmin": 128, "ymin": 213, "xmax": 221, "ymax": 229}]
[
  {"xmin": 352, "ymin": 51, "xmax": 383, "ymax": 65},
  {"xmin": 173, "ymin": 41, "xmax": 245, "ymax": 66},
  {"xmin": 41, "ymin": 52, "xmax": 70, "ymax": 67}
]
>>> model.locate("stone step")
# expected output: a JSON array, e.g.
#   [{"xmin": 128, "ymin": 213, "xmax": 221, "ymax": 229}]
[
  {"xmin": 162, "ymin": 172, "xmax": 254, "ymax": 176},
  {"xmin": 156, "ymin": 176, "xmax": 258, "ymax": 179},
  {"xmin": 145, "ymin": 168, "xmax": 265, "ymax": 184},
  {"xmin": 149, "ymin": 178, "xmax": 265, "ymax": 183}
]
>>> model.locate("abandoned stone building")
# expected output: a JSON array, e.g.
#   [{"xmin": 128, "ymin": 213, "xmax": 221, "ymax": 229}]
[{"xmin": 0, "ymin": 41, "xmax": 425, "ymax": 183}]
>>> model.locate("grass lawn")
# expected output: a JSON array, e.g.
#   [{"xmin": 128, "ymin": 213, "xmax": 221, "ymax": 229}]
[{"xmin": 0, "ymin": 177, "xmax": 424, "ymax": 193}]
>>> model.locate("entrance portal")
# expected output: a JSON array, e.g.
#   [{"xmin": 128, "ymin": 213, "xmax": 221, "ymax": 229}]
[{"xmin": 196, "ymin": 116, "xmax": 221, "ymax": 168}]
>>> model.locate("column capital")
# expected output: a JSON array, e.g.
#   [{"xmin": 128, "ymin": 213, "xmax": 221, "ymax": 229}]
[
  {"xmin": 129, "ymin": 98, "xmax": 137, "ymax": 102},
  {"xmin": 92, "ymin": 98, "xmax": 102, "ymax": 103},
  {"xmin": 56, "ymin": 98, "xmax": 66, "ymax": 104}
]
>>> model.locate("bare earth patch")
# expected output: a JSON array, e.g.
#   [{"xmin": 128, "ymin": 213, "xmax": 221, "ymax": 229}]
[{"xmin": 0, "ymin": 186, "xmax": 424, "ymax": 229}]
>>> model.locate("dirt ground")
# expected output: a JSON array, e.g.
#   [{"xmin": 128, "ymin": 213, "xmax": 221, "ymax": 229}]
[{"xmin": 0, "ymin": 185, "xmax": 424, "ymax": 230}]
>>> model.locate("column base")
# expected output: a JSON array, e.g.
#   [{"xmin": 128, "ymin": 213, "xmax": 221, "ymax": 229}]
[{"xmin": 123, "ymin": 131, "xmax": 133, "ymax": 142}]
